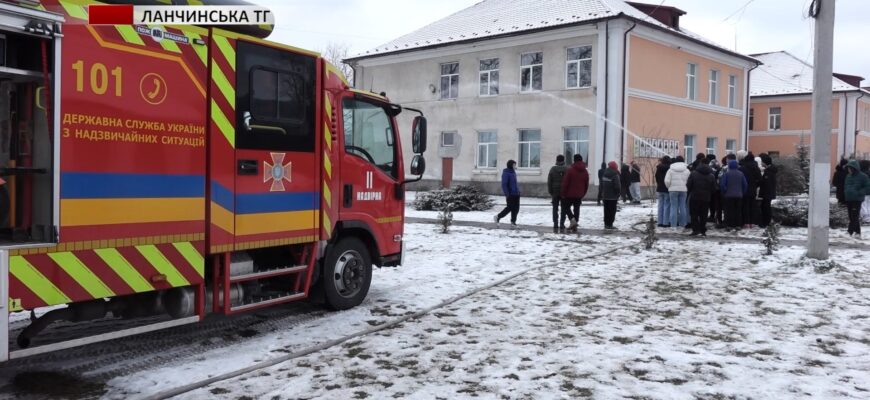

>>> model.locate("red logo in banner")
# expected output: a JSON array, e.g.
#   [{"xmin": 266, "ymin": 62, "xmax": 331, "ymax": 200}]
[{"xmin": 264, "ymin": 153, "xmax": 292, "ymax": 192}]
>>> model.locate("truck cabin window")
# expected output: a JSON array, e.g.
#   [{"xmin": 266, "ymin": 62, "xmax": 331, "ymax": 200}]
[
  {"xmin": 342, "ymin": 98, "xmax": 397, "ymax": 178},
  {"xmin": 251, "ymin": 68, "xmax": 305, "ymax": 124}
]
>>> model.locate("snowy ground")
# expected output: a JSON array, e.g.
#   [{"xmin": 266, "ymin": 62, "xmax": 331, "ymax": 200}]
[
  {"xmin": 171, "ymin": 226, "xmax": 870, "ymax": 399},
  {"xmin": 406, "ymin": 192, "xmax": 863, "ymax": 243}
]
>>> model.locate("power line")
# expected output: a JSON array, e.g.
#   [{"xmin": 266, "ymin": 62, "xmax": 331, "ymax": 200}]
[{"xmin": 722, "ymin": 0, "xmax": 757, "ymax": 23}]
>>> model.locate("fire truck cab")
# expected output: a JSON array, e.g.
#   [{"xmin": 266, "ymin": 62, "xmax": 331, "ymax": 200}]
[{"xmin": 0, "ymin": 0, "xmax": 426, "ymax": 361}]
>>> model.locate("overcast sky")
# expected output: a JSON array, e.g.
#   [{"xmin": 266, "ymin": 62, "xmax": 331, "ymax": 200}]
[{"xmin": 261, "ymin": 0, "xmax": 870, "ymax": 83}]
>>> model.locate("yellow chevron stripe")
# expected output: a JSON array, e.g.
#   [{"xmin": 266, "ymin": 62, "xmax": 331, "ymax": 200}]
[
  {"xmin": 173, "ymin": 242, "xmax": 205, "ymax": 277},
  {"xmin": 10, "ymin": 256, "xmax": 72, "ymax": 306},
  {"xmin": 211, "ymin": 61, "xmax": 236, "ymax": 110},
  {"xmin": 58, "ymin": 0, "xmax": 87, "ymax": 20},
  {"xmin": 323, "ymin": 150, "xmax": 332, "ymax": 178},
  {"xmin": 324, "ymin": 95, "xmax": 333, "ymax": 120},
  {"xmin": 136, "ymin": 245, "xmax": 190, "ymax": 287},
  {"xmin": 213, "ymin": 35, "xmax": 236, "ymax": 71},
  {"xmin": 48, "ymin": 252, "xmax": 115, "ymax": 299},
  {"xmin": 323, "ymin": 212, "xmax": 332, "ymax": 237},
  {"xmin": 211, "ymin": 99, "xmax": 235, "ymax": 147},
  {"xmin": 189, "ymin": 33, "xmax": 208, "ymax": 66},
  {"xmin": 116, "ymin": 25, "xmax": 145, "ymax": 46},
  {"xmin": 323, "ymin": 180, "xmax": 332, "ymax": 209},
  {"xmin": 323, "ymin": 121, "xmax": 333, "ymax": 150},
  {"xmin": 94, "ymin": 248, "xmax": 155, "ymax": 293}
]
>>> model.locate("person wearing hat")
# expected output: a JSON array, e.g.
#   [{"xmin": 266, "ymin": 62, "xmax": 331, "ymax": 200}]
[
  {"xmin": 495, "ymin": 160, "xmax": 521, "ymax": 228},
  {"xmin": 601, "ymin": 161, "xmax": 622, "ymax": 230},
  {"xmin": 547, "ymin": 155, "xmax": 568, "ymax": 233}
]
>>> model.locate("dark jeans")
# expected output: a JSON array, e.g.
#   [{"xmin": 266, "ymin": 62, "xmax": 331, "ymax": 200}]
[
  {"xmin": 561, "ymin": 198, "xmax": 581, "ymax": 224},
  {"xmin": 603, "ymin": 200, "xmax": 618, "ymax": 228},
  {"xmin": 760, "ymin": 198, "xmax": 773, "ymax": 227},
  {"xmin": 742, "ymin": 196, "xmax": 757, "ymax": 226},
  {"xmin": 724, "ymin": 197, "xmax": 743, "ymax": 228},
  {"xmin": 709, "ymin": 191, "xmax": 722, "ymax": 224},
  {"xmin": 497, "ymin": 195, "xmax": 520, "ymax": 224},
  {"xmin": 551, "ymin": 196, "xmax": 566, "ymax": 227},
  {"xmin": 690, "ymin": 199, "xmax": 710, "ymax": 234},
  {"xmin": 621, "ymin": 185, "xmax": 631, "ymax": 202},
  {"xmin": 847, "ymin": 201, "xmax": 862, "ymax": 235}
]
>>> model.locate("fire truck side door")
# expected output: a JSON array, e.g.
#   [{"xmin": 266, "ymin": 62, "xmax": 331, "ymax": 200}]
[{"xmin": 233, "ymin": 41, "xmax": 318, "ymax": 247}]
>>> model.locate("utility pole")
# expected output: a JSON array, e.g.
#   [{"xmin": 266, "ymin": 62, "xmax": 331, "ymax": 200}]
[{"xmin": 807, "ymin": 0, "xmax": 835, "ymax": 260}]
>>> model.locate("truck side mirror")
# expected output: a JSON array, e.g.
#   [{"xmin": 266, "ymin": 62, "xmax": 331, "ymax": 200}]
[
  {"xmin": 409, "ymin": 155, "xmax": 426, "ymax": 176},
  {"xmin": 412, "ymin": 116, "xmax": 427, "ymax": 154}
]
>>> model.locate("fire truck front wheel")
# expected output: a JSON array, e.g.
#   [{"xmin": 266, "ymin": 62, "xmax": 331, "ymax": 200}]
[{"xmin": 323, "ymin": 237, "xmax": 372, "ymax": 310}]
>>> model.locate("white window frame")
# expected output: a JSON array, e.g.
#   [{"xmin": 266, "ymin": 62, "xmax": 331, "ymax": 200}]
[
  {"xmin": 562, "ymin": 126, "xmax": 590, "ymax": 161},
  {"xmin": 440, "ymin": 62, "xmax": 459, "ymax": 100},
  {"xmin": 768, "ymin": 107, "xmax": 782, "ymax": 131},
  {"xmin": 709, "ymin": 69, "xmax": 719, "ymax": 105},
  {"xmin": 726, "ymin": 139, "xmax": 736, "ymax": 155},
  {"xmin": 684, "ymin": 134, "xmax": 696, "ymax": 160},
  {"xmin": 441, "ymin": 131, "xmax": 456, "ymax": 147},
  {"xmin": 517, "ymin": 129, "xmax": 541, "ymax": 169},
  {"xmin": 728, "ymin": 74, "xmax": 737, "ymax": 109},
  {"xmin": 565, "ymin": 46, "xmax": 592, "ymax": 89},
  {"xmin": 749, "ymin": 108, "xmax": 755, "ymax": 131},
  {"xmin": 476, "ymin": 130, "xmax": 498, "ymax": 169},
  {"xmin": 686, "ymin": 63, "xmax": 697, "ymax": 100},
  {"xmin": 520, "ymin": 52, "xmax": 543, "ymax": 93},
  {"xmin": 479, "ymin": 58, "xmax": 499, "ymax": 97},
  {"xmin": 706, "ymin": 137, "xmax": 718, "ymax": 155}
]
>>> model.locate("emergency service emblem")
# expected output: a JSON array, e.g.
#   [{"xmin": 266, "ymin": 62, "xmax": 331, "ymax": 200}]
[{"xmin": 264, "ymin": 152, "xmax": 292, "ymax": 191}]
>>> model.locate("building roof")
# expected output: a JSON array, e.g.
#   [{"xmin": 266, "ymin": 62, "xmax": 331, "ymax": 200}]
[
  {"xmin": 346, "ymin": 0, "xmax": 753, "ymax": 63},
  {"xmin": 750, "ymin": 51, "xmax": 861, "ymax": 97}
]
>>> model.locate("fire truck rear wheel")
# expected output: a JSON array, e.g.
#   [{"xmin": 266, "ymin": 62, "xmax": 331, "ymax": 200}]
[{"xmin": 323, "ymin": 237, "xmax": 372, "ymax": 310}]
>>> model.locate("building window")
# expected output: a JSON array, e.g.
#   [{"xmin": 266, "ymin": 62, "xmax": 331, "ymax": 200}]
[
  {"xmin": 768, "ymin": 107, "xmax": 781, "ymax": 130},
  {"xmin": 521, "ymin": 52, "xmax": 543, "ymax": 92},
  {"xmin": 440, "ymin": 62, "xmax": 459, "ymax": 100},
  {"xmin": 726, "ymin": 139, "xmax": 736, "ymax": 155},
  {"xmin": 728, "ymin": 75, "xmax": 737, "ymax": 109},
  {"xmin": 706, "ymin": 137, "xmax": 718, "ymax": 155},
  {"xmin": 749, "ymin": 108, "xmax": 754, "ymax": 131},
  {"xmin": 709, "ymin": 70, "xmax": 719, "ymax": 105},
  {"xmin": 563, "ymin": 127, "xmax": 589, "ymax": 162},
  {"xmin": 566, "ymin": 46, "xmax": 592, "ymax": 89},
  {"xmin": 684, "ymin": 134, "xmax": 695, "ymax": 160},
  {"xmin": 686, "ymin": 63, "xmax": 697, "ymax": 100},
  {"xmin": 441, "ymin": 131, "xmax": 455, "ymax": 147},
  {"xmin": 479, "ymin": 58, "xmax": 499, "ymax": 96},
  {"xmin": 477, "ymin": 131, "xmax": 498, "ymax": 169},
  {"xmin": 518, "ymin": 129, "xmax": 541, "ymax": 168}
]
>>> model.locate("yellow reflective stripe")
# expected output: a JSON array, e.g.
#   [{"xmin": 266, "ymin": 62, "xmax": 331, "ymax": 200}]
[
  {"xmin": 48, "ymin": 252, "xmax": 115, "ymax": 299},
  {"xmin": 188, "ymin": 0, "xmax": 204, "ymax": 4},
  {"xmin": 136, "ymin": 245, "xmax": 189, "ymax": 287},
  {"xmin": 58, "ymin": 0, "xmax": 88, "ymax": 20},
  {"xmin": 10, "ymin": 256, "xmax": 72, "ymax": 305},
  {"xmin": 323, "ymin": 150, "xmax": 332, "ymax": 178},
  {"xmin": 324, "ymin": 96, "xmax": 333, "ymax": 120},
  {"xmin": 211, "ymin": 63, "xmax": 236, "ymax": 110},
  {"xmin": 323, "ymin": 121, "xmax": 333, "ymax": 150},
  {"xmin": 116, "ymin": 25, "xmax": 145, "ymax": 46},
  {"xmin": 94, "ymin": 248, "xmax": 154, "ymax": 293},
  {"xmin": 149, "ymin": 26, "xmax": 181, "ymax": 53},
  {"xmin": 213, "ymin": 35, "xmax": 236, "ymax": 71},
  {"xmin": 189, "ymin": 33, "xmax": 208, "ymax": 66},
  {"xmin": 323, "ymin": 180, "xmax": 332, "ymax": 208},
  {"xmin": 173, "ymin": 242, "xmax": 204, "ymax": 277},
  {"xmin": 323, "ymin": 212, "xmax": 332, "ymax": 237},
  {"xmin": 211, "ymin": 99, "xmax": 235, "ymax": 148}
]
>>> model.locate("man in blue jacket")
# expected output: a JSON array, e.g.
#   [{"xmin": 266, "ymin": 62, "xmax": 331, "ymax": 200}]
[
  {"xmin": 720, "ymin": 159, "xmax": 748, "ymax": 231},
  {"xmin": 495, "ymin": 160, "xmax": 520, "ymax": 227}
]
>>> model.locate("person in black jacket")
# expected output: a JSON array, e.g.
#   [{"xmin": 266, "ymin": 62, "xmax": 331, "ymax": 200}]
[
  {"xmin": 655, "ymin": 156, "xmax": 671, "ymax": 227},
  {"xmin": 687, "ymin": 159, "xmax": 716, "ymax": 236},
  {"xmin": 601, "ymin": 161, "xmax": 622, "ymax": 229},
  {"xmin": 738, "ymin": 151, "xmax": 762, "ymax": 228},
  {"xmin": 833, "ymin": 158, "xmax": 848, "ymax": 205},
  {"xmin": 596, "ymin": 162, "xmax": 606, "ymax": 206},
  {"xmin": 707, "ymin": 154, "xmax": 723, "ymax": 226},
  {"xmin": 758, "ymin": 153, "xmax": 778, "ymax": 228},
  {"xmin": 620, "ymin": 163, "xmax": 632, "ymax": 203},
  {"xmin": 547, "ymin": 155, "xmax": 568, "ymax": 233}
]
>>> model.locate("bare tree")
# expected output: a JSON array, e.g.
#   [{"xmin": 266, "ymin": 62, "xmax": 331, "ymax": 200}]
[{"xmin": 321, "ymin": 42, "xmax": 354, "ymax": 86}]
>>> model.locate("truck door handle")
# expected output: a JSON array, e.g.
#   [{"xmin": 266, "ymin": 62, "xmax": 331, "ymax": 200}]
[
  {"xmin": 343, "ymin": 184, "xmax": 353, "ymax": 208},
  {"xmin": 238, "ymin": 159, "xmax": 258, "ymax": 175}
]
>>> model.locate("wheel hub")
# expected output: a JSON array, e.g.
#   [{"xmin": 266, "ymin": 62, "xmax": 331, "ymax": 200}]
[{"xmin": 334, "ymin": 250, "xmax": 365, "ymax": 298}]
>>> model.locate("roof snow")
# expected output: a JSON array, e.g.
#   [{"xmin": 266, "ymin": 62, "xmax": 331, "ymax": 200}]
[
  {"xmin": 750, "ymin": 51, "xmax": 859, "ymax": 97},
  {"xmin": 350, "ymin": 0, "xmax": 741, "ymax": 61}
]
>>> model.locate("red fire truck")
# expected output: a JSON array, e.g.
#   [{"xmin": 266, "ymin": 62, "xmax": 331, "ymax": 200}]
[{"xmin": 0, "ymin": 0, "xmax": 427, "ymax": 361}]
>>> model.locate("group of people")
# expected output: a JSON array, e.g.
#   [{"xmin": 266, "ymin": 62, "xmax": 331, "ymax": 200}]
[
  {"xmin": 495, "ymin": 154, "xmax": 626, "ymax": 233},
  {"xmin": 655, "ymin": 150, "xmax": 777, "ymax": 236},
  {"xmin": 833, "ymin": 158, "xmax": 870, "ymax": 238}
]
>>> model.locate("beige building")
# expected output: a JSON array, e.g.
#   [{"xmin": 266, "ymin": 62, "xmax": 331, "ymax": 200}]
[
  {"xmin": 346, "ymin": 0, "xmax": 758, "ymax": 195},
  {"xmin": 748, "ymin": 51, "xmax": 870, "ymax": 164}
]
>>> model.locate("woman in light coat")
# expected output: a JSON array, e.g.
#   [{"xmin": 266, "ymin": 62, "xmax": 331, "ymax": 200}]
[{"xmin": 665, "ymin": 155, "xmax": 691, "ymax": 229}]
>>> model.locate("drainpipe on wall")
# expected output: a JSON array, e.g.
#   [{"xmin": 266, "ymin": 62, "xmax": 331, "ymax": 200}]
[
  {"xmin": 619, "ymin": 22, "xmax": 637, "ymax": 165},
  {"xmin": 744, "ymin": 62, "xmax": 761, "ymax": 149},
  {"xmin": 842, "ymin": 93, "xmax": 849, "ymax": 157},
  {"xmin": 601, "ymin": 20, "xmax": 610, "ymax": 166},
  {"xmin": 854, "ymin": 91, "xmax": 866, "ymax": 156}
]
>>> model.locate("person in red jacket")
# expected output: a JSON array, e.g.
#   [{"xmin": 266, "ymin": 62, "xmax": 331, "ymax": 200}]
[{"xmin": 560, "ymin": 154, "xmax": 590, "ymax": 233}]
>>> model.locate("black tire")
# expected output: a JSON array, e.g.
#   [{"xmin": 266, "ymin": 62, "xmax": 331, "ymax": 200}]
[{"xmin": 322, "ymin": 237, "xmax": 372, "ymax": 310}]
